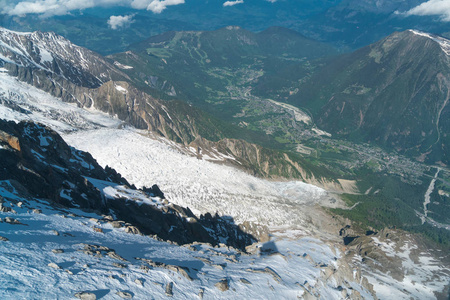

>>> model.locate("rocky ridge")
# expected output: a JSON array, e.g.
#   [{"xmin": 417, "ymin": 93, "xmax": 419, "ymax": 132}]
[{"xmin": 0, "ymin": 118, "xmax": 257, "ymax": 250}]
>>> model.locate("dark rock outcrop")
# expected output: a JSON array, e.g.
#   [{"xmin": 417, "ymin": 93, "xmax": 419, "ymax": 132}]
[{"xmin": 0, "ymin": 119, "xmax": 256, "ymax": 250}]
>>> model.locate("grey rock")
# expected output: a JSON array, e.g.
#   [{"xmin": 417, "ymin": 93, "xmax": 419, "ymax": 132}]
[
  {"xmin": 4, "ymin": 217, "xmax": 20, "ymax": 224},
  {"xmin": 124, "ymin": 226, "xmax": 141, "ymax": 235},
  {"xmin": 52, "ymin": 249, "xmax": 64, "ymax": 254},
  {"xmin": 48, "ymin": 262, "xmax": 60, "ymax": 269},
  {"xmin": 74, "ymin": 292, "xmax": 97, "ymax": 300},
  {"xmin": 109, "ymin": 221, "xmax": 123, "ymax": 228},
  {"xmin": 0, "ymin": 203, "xmax": 15, "ymax": 213},
  {"xmin": 215, "ymin": 278, "xmax": 229, "ymax": 292},
  {"xmin": 198, "ymin": 288, "xmax": 204, "ymax": 299},
  {"xmin": 107, "ymin": 251, "xmax": 126, "ymax": 261},
  {"xmin": 165, "ymin": 282, "xmax": 174, "ymax": 297}
]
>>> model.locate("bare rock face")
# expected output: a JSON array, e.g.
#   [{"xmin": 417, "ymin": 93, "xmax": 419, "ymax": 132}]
[{"xmin": 0, "ymin": 130, "xmax": 21, "ymax": 151}]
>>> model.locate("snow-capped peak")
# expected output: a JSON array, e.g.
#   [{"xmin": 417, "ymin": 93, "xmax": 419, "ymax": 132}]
[
  {"xmin": 0, "ymin": 27, "xmax": 125, "ymax": 88},
  {"xmin": 409, "ymin": 29, "xmax": 450, "ymax": 56},
  {"xmin": 0, "ymin": 26, "xmax": 32, "ymax": 36}
]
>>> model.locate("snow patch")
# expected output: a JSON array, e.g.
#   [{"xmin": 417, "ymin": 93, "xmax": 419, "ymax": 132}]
[
  {"xmin": 409, "ymin": 30, "xmax": 450, "ymax": 55},
  {"xmin": 38, "ymin": 47, "xmax": 53, "ymax": 63},
  {"xmin": 114, "ymin": 61, "xmax": 133, "ymax": 69},
  {"xmin": 115, "ymin": 85, "xmax": 127, "ymax": 94}
]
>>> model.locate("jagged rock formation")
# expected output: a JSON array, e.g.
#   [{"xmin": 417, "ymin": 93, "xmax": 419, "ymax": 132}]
[
  {"xmin": 0, "ymin": 27, "xmax": 127, "ymax": 88},
  {"xmin": 0, "ymin": 119, "xmax": 256, "ymax": 250},
  {"xmin": 339, "ymin": 224, "xmax": 450, "ymax": 299}
]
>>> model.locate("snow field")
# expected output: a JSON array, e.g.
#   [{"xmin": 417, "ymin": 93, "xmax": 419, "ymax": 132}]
[{"xmin": 0, "ymin": 180, "xmax": 369, "ymax": 300}]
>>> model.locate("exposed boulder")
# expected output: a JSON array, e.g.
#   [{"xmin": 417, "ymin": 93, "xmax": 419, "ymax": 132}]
[
  {"xmin": 4, "ymin": 217, "xmax": 21, "ymax": 225},
  {"xmin": 165, "ymin": 282, "xmax": 174, "ymax": 297},
  {"xmin": 48, "ymin": 263, "xmax": 60, "ymax": 269},
  {"xmin": 74, "ymin": 292, "xmax": 96, "ymax": 300},
  {"xmin": 0, "ymin": 203, "xmax": 16, "ymax": 213},
  {"xmin": 215, "ymin": 278, "xmax": 229, "ymax": 292}
]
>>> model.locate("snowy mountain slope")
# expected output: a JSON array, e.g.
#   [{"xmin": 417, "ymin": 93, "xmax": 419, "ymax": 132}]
[
  {"xmin": 339, "ymin": 228, "xmax": 450, "ymax": 300},
  {"xmin": 0, "ymin": 27, "xmax": 126, "ymax": 88},
  {"xmin": 409, "ymin": 30, "xmax": 450, "ymax": 56},
  {"xmin": 0, "ymin": 181, "xmax": 375, "ymax": 299},
  {"xmin": 64, "ymin": 127, "xmax": 336, "ymax": 229},
  {"xmin": 0, "ymin": 67, "xmax": 122, "ymax": 131},
  {"xmin": 0, "ymin": 116, "xmax": 258, "ymax": 249},
  {"xmin": 0, "ymin": 71, "xmax": 379, "ymax": 299},
  {"xmin": 363, "ymin": 235, "xmax": 450, "ymax": 300},
  {"xmin": 0, "ymin": 67, "xmax": 338, "ymax": 229},
  {"xmin": 0, "ymin": 58, "xmax": 448, "ymax": 299}
]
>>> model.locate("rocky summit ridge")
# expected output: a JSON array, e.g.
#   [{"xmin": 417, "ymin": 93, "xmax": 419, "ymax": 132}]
[{"xmin": 0, "ymin": 118, "xmax": 257, "ymax": 250}]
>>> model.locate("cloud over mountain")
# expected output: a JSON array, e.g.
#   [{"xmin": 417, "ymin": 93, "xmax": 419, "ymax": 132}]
[
  {"xmin": 405, "ymin": 0, "xmax": 450, "ymax": 21},
  {"xmin": 223, "ymin": 0, "xmax": 244, "ymax": 7},
  {"xmin": 108, "ymin": 14, "xmax": 135, "ymax": 29},
  {"xmin": 131, "ymin": 0, "xmax": 184, "ymax": 13},
  {"xmin": 1, "ymin": 0, "xmax": 185, "ymax": 17}
]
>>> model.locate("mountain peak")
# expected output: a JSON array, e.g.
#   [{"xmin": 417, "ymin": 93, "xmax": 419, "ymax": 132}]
[
  {"xmin": 407, "ymin": 29, "xmax": 450, "ymax": 55},
  {"xmin": 0, "ymin": 27, "xmax": 127, "ymax": 88}
]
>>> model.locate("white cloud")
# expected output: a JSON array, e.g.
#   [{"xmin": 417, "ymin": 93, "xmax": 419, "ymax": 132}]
[
  {"xmin": 107, "ymin": 14, "xmax": 135, "ymax": 29},
  {"xmin": 133, "ymin": 0, "xmax": 185, "ymax": 14},
  {"xmin": 404, "ymin": 0, "xmax": 450, "ymax": 21},
  {"xmin": 1, "ymin": 0, "xmax": 184, "ymax": 17},
  {"xmin": 223, "ymin": 0, "xmax": 244, "ymax": 7}
]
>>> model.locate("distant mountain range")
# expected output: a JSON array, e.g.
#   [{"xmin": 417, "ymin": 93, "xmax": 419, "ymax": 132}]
[{"xmin": 0, "ymin": 0, "xmax": 448, "ymax": 55}]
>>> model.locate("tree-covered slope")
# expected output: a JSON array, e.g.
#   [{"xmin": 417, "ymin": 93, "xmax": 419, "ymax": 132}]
[{"xmin": 290, "ymin": 30, "xmax": 450, "ymax": 165}]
